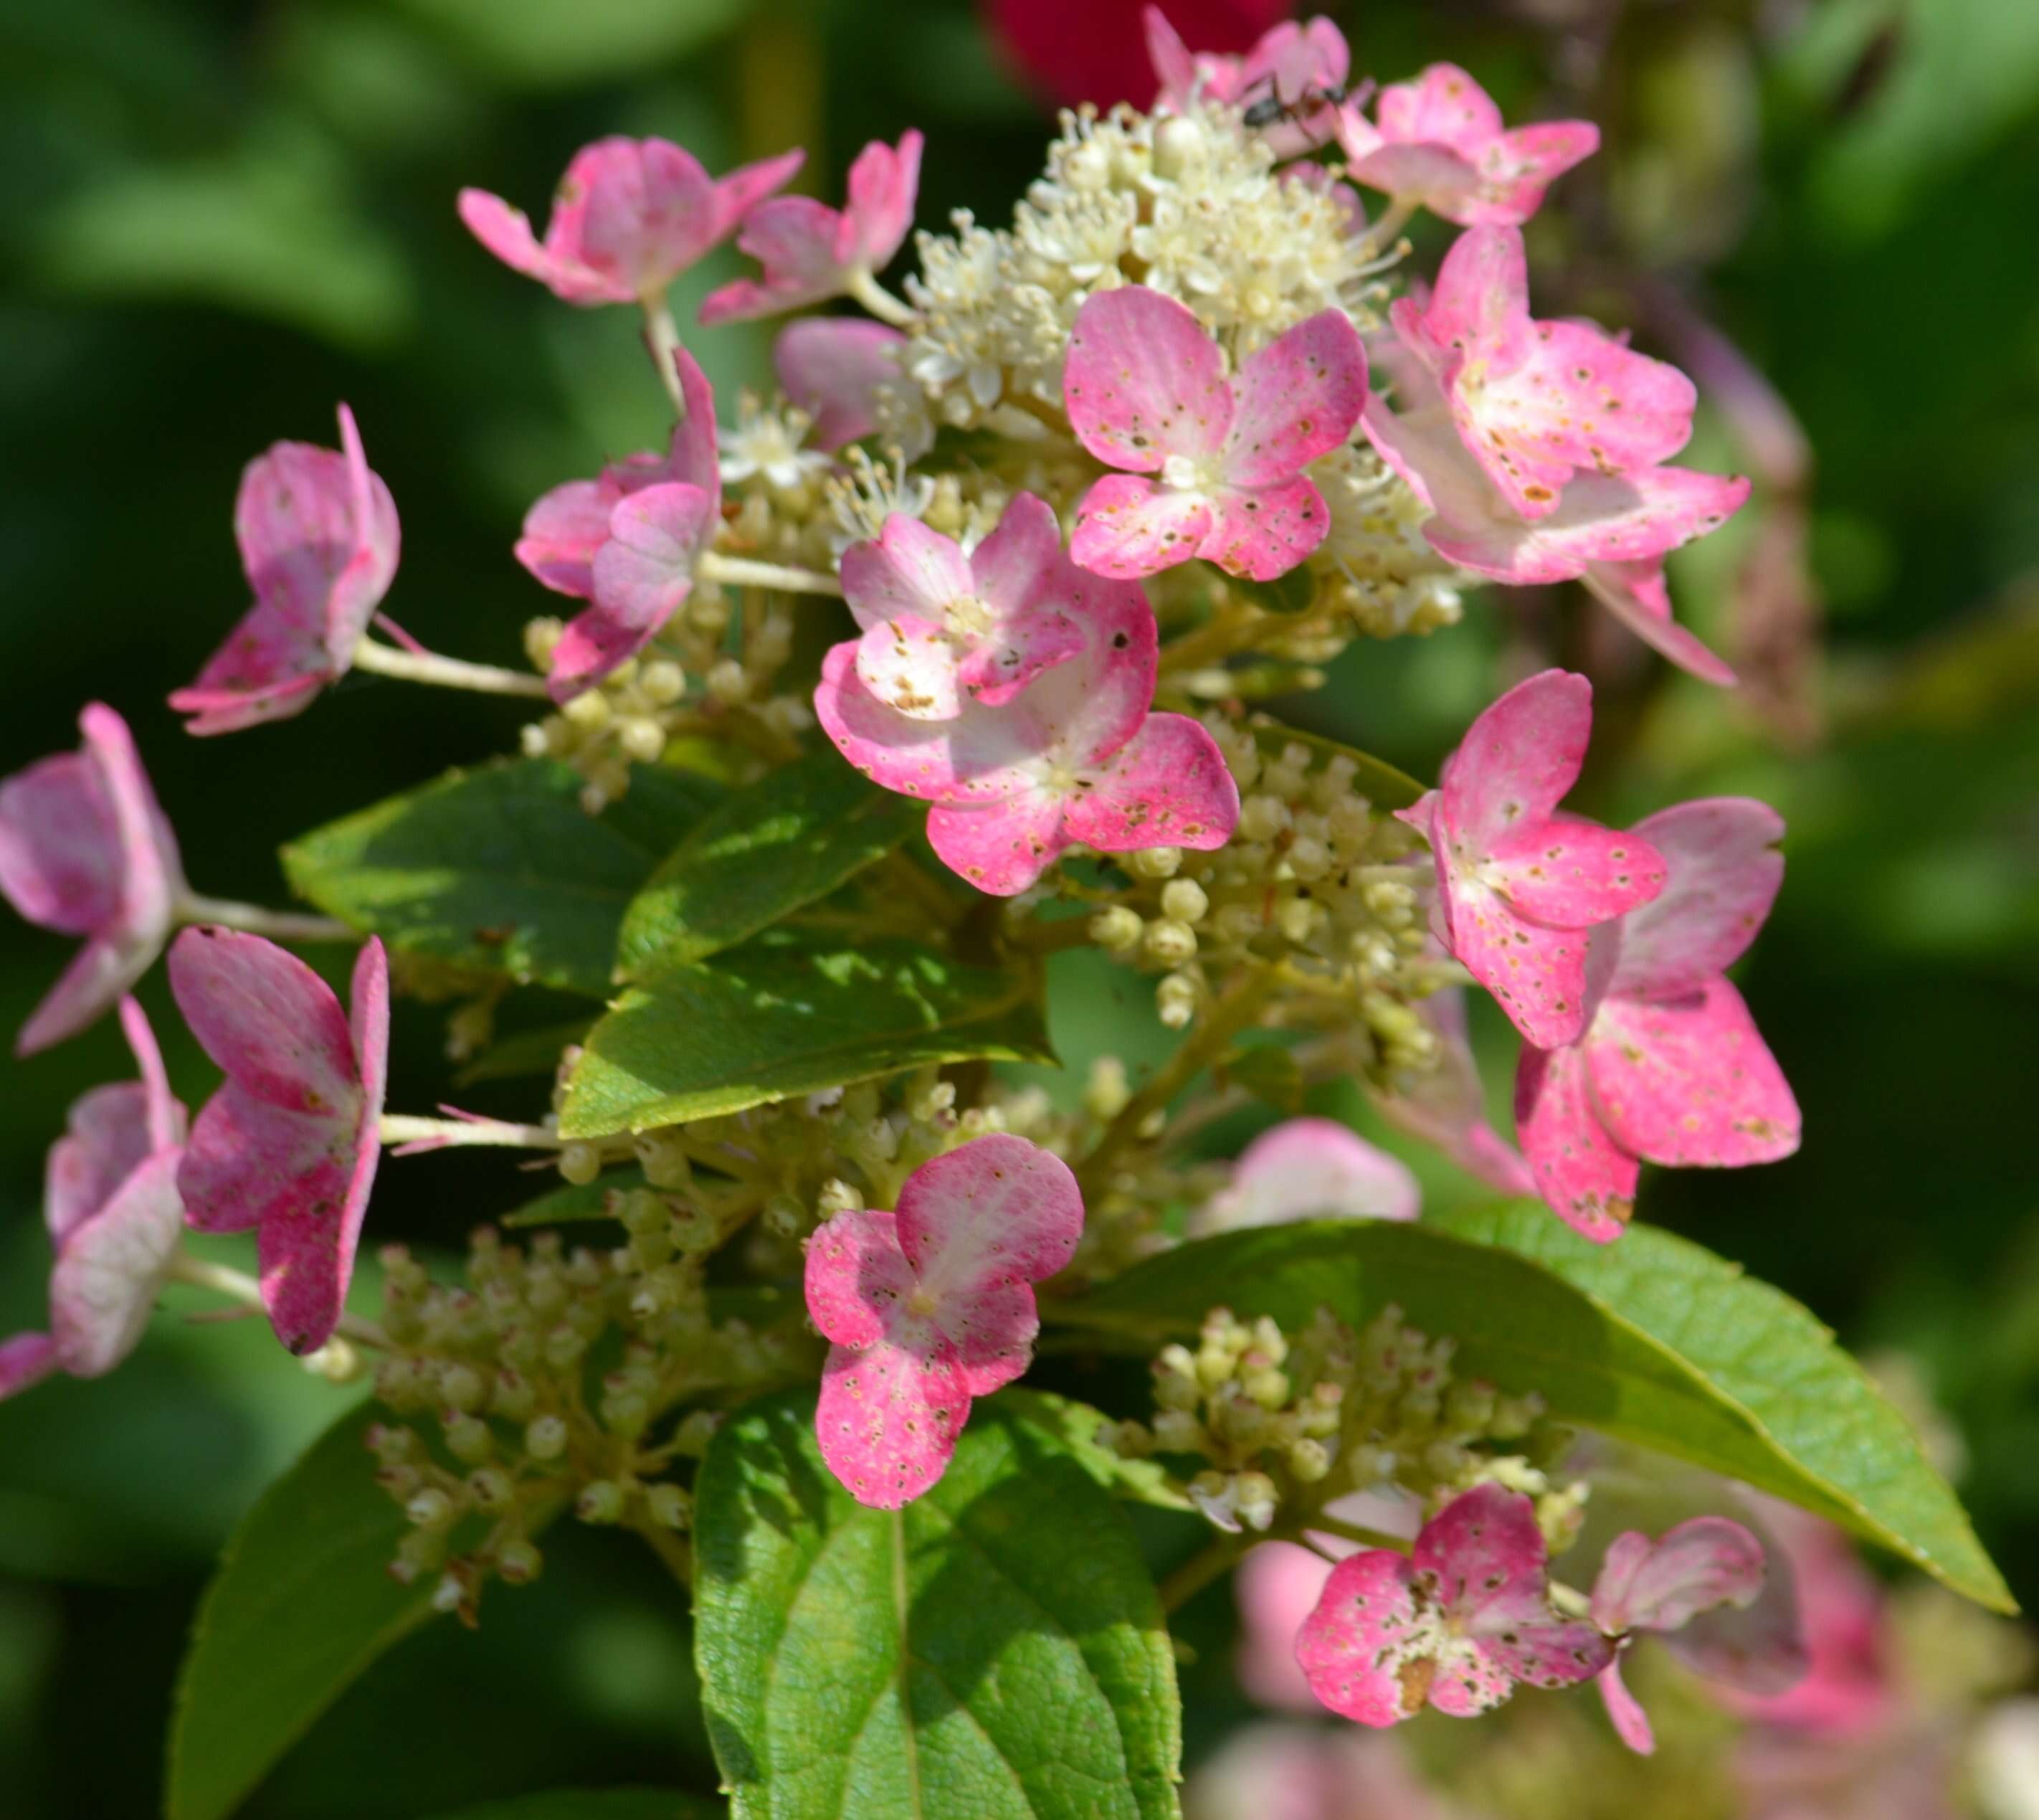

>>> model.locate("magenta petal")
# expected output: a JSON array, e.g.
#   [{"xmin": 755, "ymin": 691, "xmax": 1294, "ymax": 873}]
[
  {"xmin": 1062, "ymin": 711, "xmax": 1240, "ymax": 856},
  {"xmin": 1584, "ymin": 980, "xmax": 1800, "ymax": 1170},
  {"xmin": 45, "ymin": 1081, "xmax": 155, "ymax": 1245},
  {"xmin": 177, "ymin": 1084, "xmax": 346, "ymax": 1236},
  {"xmin": 842, "ymin": 514, "xmax": 976, "ymax": 630},
  {"xmin": 1438, "ymin": 668, "xmax": 1592, "ymax": 848},
  {"xmin": 1198, "ymin": 475, "xmax": 1331, "ymax": 580},
  {"xmin": 1613, "ymin": 797, "xmax": 1785, "ymax": 999},
  {"xmin": 457, "ymin": 188, "xmax": 579, "ymax": 293},
  {"xmin": 1486, "ymin": 819, "xmax": 1667, "ymax": 928},
  {"xmin": 1377, "ymin": 63, "xmax": 1505, "ymax": 151},
  {"xmin": 1071, "ymin": 473, "xmax": 1215, "ymax": 578},
  {"xmin": 1583, "ymin": 560, "xmax": 1739, "ymax": 687},
  {"xmin": 895, "ymin": 1132, "xmax": 1084, "ymax": 1298},
  {"xmin": 1224, "ymin": 310, "xmax": 1369, "ymax": 487},
  {"xmin": 842, "ymin": 131, "xmax": 922, "ymax": 271},
  {"xmin": 168, "ymin": 927, "xmax": 358, "ymax": 1114},
  {"xmin": 925, "ymin": 791, "xmax": 1072, "ymax": 896},
  {"xmin": 47, "ymin": 1148, "xmax": 183, "ymax": 1377},
  {"xmin": 551, "ymin": 484, "xmax": 715, "ymax": 702},
  {"xmin": 708, "ymin": 147, "xmax": 808, "ymax": 242},
  {"xmin": 1597, "ymin": 1654, "xmax": 1658, "ymax": 1755},
  {"xmin": 1348, "ymin": 142, "xmax": 1483, "ymax": 217},
  {"xmin": 854, "ymin": 613, "xmax": 964, "ymax": 721},
  {"xmin": 19, "ymin": 933, "xmax": 158, "ymax": 1060},
  {"xmin": 1296, "ymin": 1549, "xmax": 1427, "ymax": 1727},
  {"xmin": 0, "ymin": 752, "xmax": 121, "ymax": 935},
  {"xmin": 1458, "ymin": 123, "xmax": 1601, "ymax": 228},
  {"xmin": 955, "ymin": 604, "xmax": 1085, "ymax": 708},
  {"xmin": 1440, "ymin": 881, "xmax": 1596, "ymax": 1049},
  {"xmin": 774, "ymin": 317, "xmax": 904, "ymax": 451},
  {"xmin": 698, "ymin": 196, "xmax": 845, "ymax": 325},
  {"xmin": 254, "ymin": 1153, "xmax": 365, "ymax": 1355},
  {"xmin": 804, "ymin": 1208, "xmax": 913, "ymax": 1350},
  {"xmin": 1064, "ymin": 285, "xmax": 1232, "ymax": 471},
  {"xmin": 967, "ymin": 491, "xmax": 1063, "ymax": 617},
  {"xmin": 1429, "ymin": 466, "xmax": 1752, "ymax": 584},
  {"xmin": 516, "ymin": 477, "xmax": 618, "ymax": 600},
  {"xmin": 1514, "ymin": 1040, "xmax": 1636, "ymax": 1241},
  {"xmin": 0, "ymin": 1332, "xmax": 60, "ymax": 1403},
  {"xmin": 815, "ymin": 1335, "xmax": 969, "ymax": 1510}
]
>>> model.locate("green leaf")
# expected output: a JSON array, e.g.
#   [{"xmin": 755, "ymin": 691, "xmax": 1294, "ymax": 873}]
[
  {"xmin": 1231, "ymin": 567, "xmax": 1318, "ymax": 615},
  {"xmin": 1247, "ymin": 720, "xmax": 1427, "ymax": 810},
  {"xmin": 616, "ymin": 750, "xmax": 922, "ymax": 979},
  {"xmin": 417, "ymin": 1792, "xmax": 719, "ymax": 1820},
  {"xmin": 281, "ymin": 759, "xmax": 720, "ymax": 997},
  {"xmin": 560, "ymin": 934, "xmax": 1055, "ymax": 1138},
  {"xmin": 167, "ymin": 1403, "xmax": 432, "ymax": 1820},
  {"xmin": 391, "ymin": 0, "xmax": 749, "ymax": 86},
  {"xmin": 694, "ymin": 1392, "xmax": 1181, "ymax": 1820},
  {"xmin": 501, "ymin": 1166, "xmax": 652, "ymax": 1229},
  {"xmin": 993, "ymin": 1390, "xmax": 1195, "ymax": 1514},
  {"xmin": 455, "ymin": 1018, "xmax": 594, "ymax": 1085},
  {"xmin": 1064, "ymin": 1210, "xmax": 2013, "ymax": 1613}
]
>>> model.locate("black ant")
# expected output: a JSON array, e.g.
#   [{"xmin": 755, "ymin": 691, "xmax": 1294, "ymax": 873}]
[{"xmin": 1240, "ymin": 75, "xmax": 1350, "ymax": 133}]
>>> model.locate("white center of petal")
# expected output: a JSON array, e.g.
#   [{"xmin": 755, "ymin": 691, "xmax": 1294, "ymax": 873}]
[
  {"xmin": 905, "ymin": 1283, "xmax": 941, "ymax": 1319},
  {"xmin": 1160, "ymin": 453, "xmax": 1207, "ymax": 492},
  {"xmin": 944, "ymin": 592, "xmax": 994, "ymax": 640}
]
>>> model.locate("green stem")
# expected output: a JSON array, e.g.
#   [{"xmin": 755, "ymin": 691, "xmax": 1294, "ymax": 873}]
[
  {"xmin": 379, "ymin": 1113, "xmax": 561, "ymax": 1151},
  {"xmin": 178, "ymin": 894, "xmax": 355, "ymax": 943},
  {"xmin": 1302, "ymin": 1511, "xmax": 1414, "ymax": 1553},
  {"xmin": 641, "ymin": 291, "xmax": 690, "ymax": 419},
  {"xmin": 165, "ymin": 1250, "xmax": 389, "ymax": 1351},
  {"xmin": 1159, "ymin": 1537, "xmax": 1241, "ymax": 1613},
  {"xmin": 629, "ymin": 1512, "xmax": 695, "ymax": 1588},
  {"xmin": 845, "ymin": 268, "xmax": 916, "ymax": 328},
  {"xmin": 351, "ymin": 638, "xmax": 551, "ymax": 699},
  {"xmin": 697, "ymin": 553, "xmax": 845, "ymax": 597}
]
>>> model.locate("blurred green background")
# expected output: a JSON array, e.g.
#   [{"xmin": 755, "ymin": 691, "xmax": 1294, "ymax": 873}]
[{"xmin": 1, "ymin": 0, "xmax": 2036, "ymax": 1813}]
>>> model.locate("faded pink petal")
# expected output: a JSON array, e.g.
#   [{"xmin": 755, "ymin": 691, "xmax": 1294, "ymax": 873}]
[
  {"xmin": 1147, "ymin": 9, "xmax": 1350, "ymax": 156},
  {"xmin": 699, "ymin": 133, "xmax": 921, "ymax": 325},
  {"xmin": 1199, "ymin": 1118, "xmax": 1420, "ymax": 1233},
  {"xmin": 1582, "ymin": 559, "xmax": 1739, "ymax": 687},
  {"xmin": 843, "ymin": 513, "xmax": 976, "ymax": 628},
  {"xmin": 1598, "ymin": 1651, "xmax": 1659, "ymax": 1753},
  {"xmin": 1297, "ymin": 1549, "xmax": 1434, "ymax": 1727},
  {"xmin": 1225, "ymin": 311, "xmax": 1369, "ymax": 487},
  {"xmin": 1485, "ymin": 818, "xmax": 1668, "ymax": 928},
  {"xmin": 0, "ymin": 1333, "xmax": 60, "ymax": 1401},
  {"xmin": 169, "ymin": 929, "xmax": 389, "ymax": 1354},
  {"xmin": 1, "ymin": 704, "xmax": 184, "ymax": 1056},
  {"xmin": 1070, "ymin": 475, "xmax": 1218, "ymax": 579},
  {"xmin": 1514, "ymin": 1040, "xmax": 1635, "ymax": 1241},
  {"xmin": 460, "ymin": 138, "xmax": 802, "ymax": 305},
  {"xmin": 173, "ymin": 405, "xmax": 399, "ymax": 735},
  {"xmin": 1610, "ymin": 798, "xmax": 1786, "ymax": 1000},
  {"xmin": 48, "ymin": 1148, "xmax": 184, "ymax": 1376},
  {"xmin": 1060, "ymin": 711, "xmax": 1240, "ymax": 856},
  {"xmin": 1583, "ymin": 979, "xmax": 1800, "ymax": 1170},
  {"xmin": 1065, "ymin": 285, "xmax": 1231, "ymax": 472},
  {"xmin": 1377, "ymin": 63, "xmax": 1506, "ymax": 148},
  {"xmin": 1459, "ymin": 124, "xmax": 1602, "ymax": 229},
  {"xmin": 854, "ymin": 614, "xmax": 966, "ymax": 722},
  {"xmin": 1593, "ymin": 1518, "xmax": 1768, "ymax": 1636},
  {"xmin": 549, "ymin": 483, "xmax": 717, "ymax": 702},
  {"xmin": 1437, "ymin": 667, "xmax": 1592, "ymax": 847},
  {"xmin": 924, "ymin": 792, "xmax": 1073, "ymax": 896},
  {"xmin": 1199, "ymin": 474, "xmax": 1334, "ymax": 581},
  {"xmin": 804, "ymin": 1134, "xmax": 1083, "ymax": 1506},
  {"xmin": 774, "ymin": 318, "xmax": 905, "ymax": 451}
]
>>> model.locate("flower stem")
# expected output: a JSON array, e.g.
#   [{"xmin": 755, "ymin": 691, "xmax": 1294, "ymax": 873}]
[
  {"xmin": 845, "ymin": 268, "xmax": 916, "ymax": 328},
  {"xmin": 696, "ymin": 553, "xmax": 845, "ymax": 597},
  {"xmin": 641, "ymin": 291, "xmax": 690, "ymax": 420},
  {"xmin": 629, "ymin": 1513, "xmax": 695, "ymax": 1588},
  {"xmin": 351, "ymin": 638, "xmax": 551, "ymax": 699},
  {"xmin": 1159, "ymin": 1537, "xmax": 1242, "ymax": 1613},
  {"xmin": 1303, "ymin": 1511, "xmax": 1414, "ymax": 1553},
  {"xmin": 178, "ymin": 894, "xmax": 356, "ymax": 944},
  {"xmin": 164, "ymin": 1250, "xmax": 389, "ymax": 1352},
  {"xmin": 379, "ymin": 1113, "xmax": 562, "ymax": 1152}
]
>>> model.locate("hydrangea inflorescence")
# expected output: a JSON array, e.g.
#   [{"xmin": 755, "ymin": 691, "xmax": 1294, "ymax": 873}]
[{"xmin": 0, "ymin": 4, "xmax": 1854, "ymax": 1778}]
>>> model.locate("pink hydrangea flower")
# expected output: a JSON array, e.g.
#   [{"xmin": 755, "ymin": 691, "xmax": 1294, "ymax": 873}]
[
  {"xmin": 841, "ymin": 495, "xmax": 1086, "ymax": 721},
  {"xmin": 1363, "ymin": 305, "xmax": 1746, "ymax": 685},
  {"xmin": 1296, "ymin": 1483, "xmax": 1614, "ymax": 1726},
  {"xmin": 170, "ymin": 404, "xmax": 401, "ymax": 734},
  {"xmin": 815, "ymin": 554, "xmax": 1238, "ymax": 894},
  {"xmin": 1190, "ymin": 1723, "xmax": 1464, "ymax": 1820},
  {"xmin": 1368, "ymin": 985, "xmax": 1536, "ymax": 1196},
  {"xmin": 803, "ymin": 1133, "xmax": 1083, "ymax": 1507},
  {"xmin": 0, "ymin": 999, "xmax": 188, "ymax": 1402},
  {"xmin": 515, "ymin": 350, "xmax": 722, "ymax": 701},
  {"xmin": 1513, "ymin": 797, "xmax": 1800, "ymax": 1241},
  {"xmin": 699, "ymin": 133, "xmax": 922, "ymax": 326},
  {"xmin": 168, "ymin": 928, "xmax": 389, "ymax": 1355},
  {"xmin": 1146, "ymin": 8, "xmax": 1349, "ymax": 155},
  {"xmin": 1591, "ymin": 1515, "xmax": 1803, "ymax": 1754},
  {"xmin": 1334, "ymin": 64, "xmax": 1599, "ymax": 227},
  {"xmin": 458, "ymin": 137, "xmax": 802, "ymax": 306},
  {"xmin": 1387, "ymin": 227, "xmax": 1701, "ymax": 522},
  {"xmin": 0, "ymin": 704, "xmax": 185, "ymax": 1056},
  {"xmin": 1194, "ymin": 1117, "xmax": 1420, "ymax": 1233},
  {"xmin": 1064, "ymin": 286, "xmax": 1368, "ymax": 582},
  {"xmin": 1397, "ymin": 670, "xmax": 1668, "ymax": 1050},
  {"xmin": 775, "ymin": 317, "xmax": 905, "ymax": 451}
]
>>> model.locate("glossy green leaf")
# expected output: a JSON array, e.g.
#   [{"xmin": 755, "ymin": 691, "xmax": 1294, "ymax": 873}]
[
  {"xmin": 694, "ymin": 1392, "xmax": 1181, "ymax": 1820},
  {"xmin": 281, "ymin": 759, "xmax": 720, "ymax": 997},
  {"xmin": 1246, "ymin": 720, "xmax": 1426, "ymax": 810},
  {"xmin": 417, "ymin": 1792, "xmax": 719, "ymax": 1820},
  {"xmin": 615, "ymin": 750, "xmax": 921, "ymax": 979},
  {"xmin": 1063, "ymin": 1209, "xmax": 2012, "ymax": 1613},
  {"xmin": 560, "ymin": 935, "xmax": 1054, "ymax": 1138},
  {"xmin": 167, "ymin": 1403, "xmax": 434, "ymax": 1820}
]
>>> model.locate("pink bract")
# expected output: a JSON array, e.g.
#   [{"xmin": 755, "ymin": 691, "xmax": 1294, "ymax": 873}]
[
  {"xmin": 458, "ymin": 136, "xmax": 802, "ymax": 306},
  {"xmin": 1336, "ymin": 64, "xmax": 1599, "ymax": 228},
  {"xmin": 1513, "ymin": 796, "xmax": 1799, "ymax": 1240},
  {"xmin": 515, "ymin": 350, "xmax": 723, "ymax": 701},
  {"xmin": 169, "ymin": 928, "xmax": 389, "ymax": 1355},
  {"xmin": 1397, "ymin": 669, "xmax": 1667, "ymax": 1049},
  {"xmin": 1146, "ymin": 8, "xmax": 1350, "ymax": 155},
  {"xmin": 804, "ymin": 1133, "xmax": 1084, "ymax": 1507},
  {"xmin": 775, "ymin": 317, "xmax": 906, "ymax": 451},
  {"xmin": 815, "ymin": 555, "xmax": 1237, "ymax": 895},
  {"xmin": 1363, "ymin": 324, "xmax": 1745, "ymax": 684},
  {"xmin": 1065, "ymin": 286, "xmax": 1367, "ymax": 582},
  {"xmin": 0, "ymin": 999, "xmax": 188, "ymax": 1403},
  {"xmin": 1368, "ymin": 984, "xmax": 1536, "ymax": 1195},
  {"xmin": 1390, "ymin": 227, "xmax": 1698, "ymax": 521},
  {"xmin": 171, "ymin": 404, "xmax": 401, "ymax": 734},
  {"xmin": 842, "ymin": 495, "xmax": 1085, "ymax": 720},
  {"xmin": 1296, "ymin": 1483, "xmax": 1612, "ymax": 1726},
  {"xmin": 987, "ymin": 0, "xmax": 1290, "ymax": 109},
  {"xmin": 0, "ymin": 703, "xmax": 186, "ymax": 1056},
  {"xmin": 699, "ymin": 133, "xmax": 922, "ymax": 326},
  {"xmin": 1195, "ymin": 1117, "xmax": 1420, "ymax": 1233}
]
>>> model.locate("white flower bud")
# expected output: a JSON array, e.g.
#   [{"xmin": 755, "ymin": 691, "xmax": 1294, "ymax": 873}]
[
  {"xmin": 558, "ymin": 1142, "xmax": 602, "ymax": 1186},
  {"xmin": 1151, "ymin": 115, "xmax": 1206, "ymax": 181},
  {"xmin": 525, "ymin": 1415, "xmax": 568, "ymax": 1462},
  {"xmin": 705, "ymin": 658, "xmax": 749, "ymax": 703},
  {"xmin": 1156, "ymin": 972, "xmax": 1198, "ymax": 1028},
  {"xmin": 1126, "ymin": 845, "xmax": 1182, "ymax": 879},
  {"xmin": 1143, "ymin": 918, "xmax": 1198, "ymax": 964},
  {"xmin": 1089, "ymin": 905, "xmax": 1144, "ymax": 952},
  {"xmin": 1238, "ymin": 795, "xmax": 1291, "ymax": 843},
  {"xmin": 639, "ymin": 658, "xmax": 685, "ymax": 703},
  {"xmin": 617, "ymin": 716, "xmax": 667, "ymax": 763},
  {"xmin": 1159, "ymin": 878, "xmax": 1209, "ymax": 923}
]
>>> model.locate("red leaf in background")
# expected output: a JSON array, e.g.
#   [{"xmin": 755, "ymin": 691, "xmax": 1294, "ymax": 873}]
[{"xmin": 984, "ymin": 0, "xmax": 1295, "ymax": 109}]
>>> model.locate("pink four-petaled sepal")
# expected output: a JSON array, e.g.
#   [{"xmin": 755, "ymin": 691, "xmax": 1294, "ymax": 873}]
[
  {"xmin": 814, "ymin": 565, "xmax": 1238, "ymax": 895},
  {"xmin": 514, "ymin": 349, "xmax": 723, "ymax": 702},
  {"xmin": 698, "ymin": 131, "xmax": 923, "ymax": 326},
  {"xmin": 1513, "ymin": 796, "xmax": 1800, "ymax": 1241},
  {"xmin": 1195, "ymin": 1118, "xmax": 1420, "ymax": 1233},
  {"xmin": 1367, "ymin": 983, "xmax": 1536, "ymax": 1196},
  {"xmin": 170, "ymin": 404, "xmax": 401, "ymax": 735},
  {"xmin": 1296, "ymin": 1483, "xmax": 1614, "ymax": 1727},
  {"xmin": 1589, "ymin": 1515, "xmax": 1804, "ymax": 1754},
  {"xmin": 1145, "ymin": 8, "xmax": 1350, "ymax": 156},
  {"xmin": 804, "ymin": 1133, "xmax": 1084, "ymax": 1508},
  {"xmin": 168, "ymin": 928, "xmax": 390, "ymax": 1356},
  {"xmin": 842, "ymin": 495, "xmax": 1085, "ymax": 721},
  {"xmin": 459, "ymin": 136, "xmax": 804, "ymax": 306},
  {"xmin": 0, "ymin": 704, "xmax": 186, "ymax": 1056},
  {"xmin": 775, "ymin": 318, "xmax": 906, "ymax": 451},
  {"xmin": 1397, "ymin": 669, "xmax": 1667, "ymax": 1050},
  {"xmin": 1390, "ymin": 227, "xmax": 1700, "ymax": 521},
  {"xmin": 1335, "ymin": 63, "xmax": 1599, "ymax": 227},
  {"xmin": 1065, "ymin": 286, "xmax": 1367, "ymax": 582},
  {"xmin": 0, "ymin": 997, "xmax": 189, "ymax": 1403}
]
